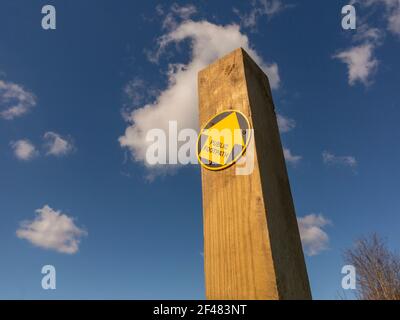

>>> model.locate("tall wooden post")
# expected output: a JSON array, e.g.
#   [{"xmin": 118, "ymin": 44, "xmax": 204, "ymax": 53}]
[{"xmin": 198, "ymin": 48, "xmax": 312, "ymax": 300}]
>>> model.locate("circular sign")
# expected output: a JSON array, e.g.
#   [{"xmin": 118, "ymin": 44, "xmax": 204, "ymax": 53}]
[{"xmin": 197, "ymin": 110, "xmax": 252, "ymax": 171}]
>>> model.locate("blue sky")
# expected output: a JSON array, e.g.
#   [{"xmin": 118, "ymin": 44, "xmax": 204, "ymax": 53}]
[{"xmin": 0, "ymin": 0, "xmax": 399, "ymax": 299}]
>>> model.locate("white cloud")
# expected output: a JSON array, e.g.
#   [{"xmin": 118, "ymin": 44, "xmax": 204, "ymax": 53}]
[
  {"xmin": 277, "ymin": 114, "xmax": 296, "ymax": 133},
  {"xmin": 234, "ymin": 0, "xmax": 287, "ymax": 28},
  {"xmin": 43, "ymin": 132, "xmax": 74, "ymax": 157},
  {"xmin": 119, "ymin": 18, "xmax": 280, "ymax": 173},
  {"xmin": 333, "ymin": 43, "xmax": 379, "ymax": 86},
  {"xmin": 322, "ymin": 151, "xmax": 357, "ymax": 168},
  {"xmin": 283, "ymin": 147, "xmax": 302, "ymax": 165},
  {"xmin": 0, "ymin": 80, "xmax": 36, "ymax": 120},
  {"xmin": 298, "ymin": 214, "xmax": 331, "ymax": 256},
  {"xmin": 16, "ymin": 205, "xmax": 86, "ymax": 254},
  {"xmin": 10, "ymin": 139, "xmax": 38, "ymax": 161}
]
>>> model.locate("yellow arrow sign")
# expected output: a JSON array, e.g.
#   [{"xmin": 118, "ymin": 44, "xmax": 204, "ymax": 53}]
[{"xmin": 197, "ymin": 110, "xmax": 251, "ymax": 171}]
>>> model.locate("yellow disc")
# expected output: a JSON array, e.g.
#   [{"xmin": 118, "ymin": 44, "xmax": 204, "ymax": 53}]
[{"xmin": 197, "ymin": 110, "xmax": 252, "ymax": 171}]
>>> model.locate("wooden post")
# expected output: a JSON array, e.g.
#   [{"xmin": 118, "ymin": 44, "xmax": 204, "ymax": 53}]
[{"xmin": 198, "ymin": 48, "xmax": 312, "ymax": 300}]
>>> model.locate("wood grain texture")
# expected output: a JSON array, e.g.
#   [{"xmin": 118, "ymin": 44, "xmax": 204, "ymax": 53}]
[{"xmin": 198, "ymin": 48, "xmax": 312, "ymax": 300}]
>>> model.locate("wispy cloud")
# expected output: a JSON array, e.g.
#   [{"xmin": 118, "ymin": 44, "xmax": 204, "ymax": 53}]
[
  {"xmin": 283, "ymin": 147, "xmax": 302, "ymax": 165},
  {"xmin": 123, "ymin": 78, "xmax": 147, "ymax": 107},
  {"xmin": 120, "ymin": 6, "xmax": 280, "ymax": 176},
  {"xmin": 298, "ymin": 214, "xmax": 331, "ymax": 256},
  {"xmin": 233, "ymin": 0, "xmax": 289, "ymax": 29},
  {"xmin": 322, "ymin": 151, "xmax": 357, "ymax": 168},
  {"xmin": 353, "ymin": 0, "xmax": 400, "ymax": 37},
  {"xmin": 10, "ymin": 139, "xmax": 38, "ymax": 161},
  {"xmin": 43, "ymin": 132, "xmax": 75, "ymax": 157},
  {"xmin": 353, "ymin": 24, "xmax": 384, "ymax": 43},
  {"xmin": 16, "ymin": 205, "xmax": 86, "ymax": 254},
  {"xmin": 0, "ymin": 80, "xmax": 36, "ymax": 120},
  {"xmin": 121, "ymin": 78, "xmax": 159, "ymax": 121},
  {"xmin": 277, "ymin": 114, "xmax": 296, "ymax": 133},
  {"xmin": 157, "ymin": 3, "xmax": 198, "ymax": 30}
]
